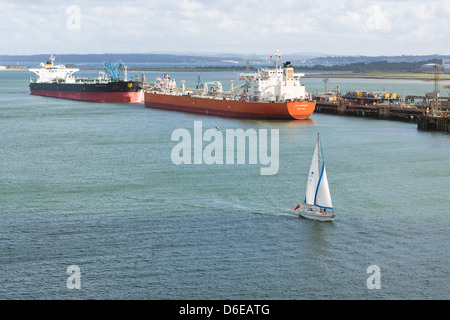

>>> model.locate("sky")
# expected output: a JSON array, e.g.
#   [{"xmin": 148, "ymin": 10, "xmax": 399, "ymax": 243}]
[{"xmin": 1, "ymin": 0, "xmax": 449, "ymax": 57}]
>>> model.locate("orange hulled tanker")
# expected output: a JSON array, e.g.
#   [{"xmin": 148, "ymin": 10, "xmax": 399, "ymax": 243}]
[{"xmin": 144, "ymin": 50, "xmax": 315, "ymax": 120}]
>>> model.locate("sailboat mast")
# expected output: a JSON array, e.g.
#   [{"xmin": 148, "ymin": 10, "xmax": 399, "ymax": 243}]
[{"xmin": 317, "ymin": 132, "xmax": 321, "ymax": 171}]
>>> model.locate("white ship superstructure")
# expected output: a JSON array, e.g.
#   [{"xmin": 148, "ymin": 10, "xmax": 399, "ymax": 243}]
[
  {"xmin": 153, "ymin": 73, "xmax": 177, "ymax": 90},
  {"xmin": 29, "ymin": 55, "xmax": 79, "ymax": 83},
  {"xmin": 238, "ymin": 49, "xmax": 308, "ymax": 102}
]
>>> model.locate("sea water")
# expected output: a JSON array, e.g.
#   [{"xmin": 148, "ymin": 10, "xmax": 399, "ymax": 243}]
[{"xmin": 0, "ymin": 70, "xmax": 449, "ymax": 299}]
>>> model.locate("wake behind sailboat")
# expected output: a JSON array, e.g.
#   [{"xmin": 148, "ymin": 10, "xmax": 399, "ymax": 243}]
[{"xmin": 295, "ymin": 132, "xmax": 335, "ymax": 221}]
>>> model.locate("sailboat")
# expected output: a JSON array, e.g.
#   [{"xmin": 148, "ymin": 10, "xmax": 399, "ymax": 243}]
[{"xmin": 294, "ymin": 132, "xmax": 335, "ymax": 221}]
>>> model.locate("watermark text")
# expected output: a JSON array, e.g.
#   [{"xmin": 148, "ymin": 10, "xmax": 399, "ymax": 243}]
[
  {"xmin": 366, "ymin": 265, "xmax": 381, "ymax": 289},
  {"xmin": 171, "ymin": 121, "xmax": 279, "ymax": 175},
  {"xmin": 66, "ymin": 5, "xmax": 81, "ymax": 30},
  {"xmin": 66, "ymin": 265, "xmax": 81, "ymax": 289}
]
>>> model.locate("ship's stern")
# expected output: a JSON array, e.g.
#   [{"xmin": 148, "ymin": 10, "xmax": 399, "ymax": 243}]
[{"xmin": 287, "ymin": 101, "xmax": 316, "ymax": 119}]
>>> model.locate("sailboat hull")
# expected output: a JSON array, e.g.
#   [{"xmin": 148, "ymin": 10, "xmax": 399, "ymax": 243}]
[{"xmin": 298, "ymin": 209, "xmax": 335, "ymax": 221}]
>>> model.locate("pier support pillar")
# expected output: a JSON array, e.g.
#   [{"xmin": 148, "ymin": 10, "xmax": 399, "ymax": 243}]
[
  {"xmin": 337, "ymin": 103, "xmax": 346, "ymax": 115},
  {"xmin": 378, "ymin": 106, "xmax": 390, "ymax": 119}
]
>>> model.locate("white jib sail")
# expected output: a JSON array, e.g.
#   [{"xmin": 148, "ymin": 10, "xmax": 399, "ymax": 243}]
[{"xmin": 315, "ymin": 165, "xmax": 333, "ymax": 209}]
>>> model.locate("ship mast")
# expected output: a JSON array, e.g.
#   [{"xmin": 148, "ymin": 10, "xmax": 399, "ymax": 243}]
[
  {"xmin": 47, "ymin": 54, "xmax": 55, "ymax": 67},
  {"xmin": 273, "ymin": 49, "xmax": 280, "ymax": 71}
]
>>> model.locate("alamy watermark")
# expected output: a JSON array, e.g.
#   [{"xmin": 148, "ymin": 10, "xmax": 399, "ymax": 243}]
[
  {"xmin": 64, "ymin": 264, "xmax": 381, "ymax": 292},
  {"xmin": 366, "ymin": 265, "xmax": 381, "ymax": 289},
  {"xmin": 171, "ymin": 121, "xmax": 279, "ymax": 175},
  {"xmin": 66, "ymin": 5, "xmax": 81, "ymax": 30},
  {"xmin": 66, "ymin": 265, "xmax": 81, "ymax": 289}
]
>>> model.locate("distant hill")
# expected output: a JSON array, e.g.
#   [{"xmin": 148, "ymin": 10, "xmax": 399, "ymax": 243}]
[
  {"xmin": 1, "ymin": 53, "xmax": 448, "ymax": 72},
  {"xmin": 0, "ymin": 53, "xmax": 251, "ymax": 68},
  {"xmin": 299, "ymin": 58, "xmax": 446, "ymax": 73},
  {"xmin": 304, "ymin": 54, "xmax": 449, "ymax": 66}
]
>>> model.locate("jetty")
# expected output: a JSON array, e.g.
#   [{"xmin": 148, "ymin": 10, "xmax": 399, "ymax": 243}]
[
  {"xmin": 312, "ymin": 90, "xmax": 450, "ymax": 132},
  {"xmin": 417, "ymin": 115, "xmax": 450, "ymax": 132},
  {"xmin": 311, "ymin": 63, "xmax": 450, "ymax": 132}
]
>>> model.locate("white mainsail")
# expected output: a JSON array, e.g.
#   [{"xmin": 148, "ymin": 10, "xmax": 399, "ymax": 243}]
[
  {"xmin": 304, "ymin": 133, "xmax": 333, "ymax": 210},
  {"xmin": 305, "ymin": 134, "xmax": 320, "ymax": 205}
]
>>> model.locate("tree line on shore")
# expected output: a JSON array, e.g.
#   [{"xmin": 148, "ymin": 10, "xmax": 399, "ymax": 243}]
[{"xmin": 124, "ymin": 58, "xmax": 443, "ymax": 73}]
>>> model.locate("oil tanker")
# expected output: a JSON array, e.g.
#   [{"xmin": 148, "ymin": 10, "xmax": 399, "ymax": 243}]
[
  {"xmin": 29, "ymin": 55, "xmax": 144, "ymax": 103},
  {"xmin": 144, "ymin": 50, "xmax": 315, "ymax": 120}
]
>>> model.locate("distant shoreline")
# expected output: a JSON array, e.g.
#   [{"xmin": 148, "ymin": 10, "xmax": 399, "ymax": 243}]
[
  {"xmin": 303, "ymin": 72, "xmax": 450, "ymax": 81},
  {"xmin": 3, "ymin": 67, "xmax": 450, "ymax": 81},
  {"xmin": 0, "ymin": 68, "xmax": 28, "ymax": 71},
  {"xmin": 124, "ymin": 68, "xmax": 450, "ymax": 81},
  {"xmin": 123, "ymin": 68, "xmax": 450, "ymax": 80}
]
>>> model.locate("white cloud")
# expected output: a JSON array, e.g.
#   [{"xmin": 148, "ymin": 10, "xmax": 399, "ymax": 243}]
[
  {"xmin": 0, "ymin": 0, "xmax": 448, "ymax": 56},
  {"xmin": 366, "ymin": 5, "xmax": 391, "ymax": 31}
]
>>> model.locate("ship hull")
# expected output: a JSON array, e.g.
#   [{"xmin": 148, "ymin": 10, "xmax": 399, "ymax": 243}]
[
  {"xmin": 30, "ymin": 81, "xmax": 144, "ymax": 103},
  {"xmin": 144, "ymin": 92, "xmax": 316, "ymax": 120}
]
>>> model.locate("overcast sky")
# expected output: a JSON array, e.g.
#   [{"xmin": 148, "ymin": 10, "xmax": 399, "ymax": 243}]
[{"xmin": 1, "ymin": 0, "xmax": 449, "ymax": 57}]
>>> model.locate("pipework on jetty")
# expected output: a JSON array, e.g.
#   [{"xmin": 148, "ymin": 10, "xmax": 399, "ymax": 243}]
[{"xmin": 312, "ymin": 89, "xmax": 450, "ymax": 132}]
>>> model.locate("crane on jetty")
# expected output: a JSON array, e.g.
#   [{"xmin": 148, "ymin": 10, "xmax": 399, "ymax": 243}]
[
  {"xmin": 431, "ymin": 64, "xmax": 442, "ymax": 116},
  {"xmin": 103, "ymin": 60, "xmax": 127, "ymax": 81}
]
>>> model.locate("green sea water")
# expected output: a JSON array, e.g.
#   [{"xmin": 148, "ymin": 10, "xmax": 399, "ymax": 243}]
[{"xmin": 0, "ymin": 70, "xmax": 449, "ymax": 299}]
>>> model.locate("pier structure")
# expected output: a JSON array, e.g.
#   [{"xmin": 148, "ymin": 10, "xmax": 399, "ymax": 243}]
[
  {"xmin": 312, "ymin": 90, "xmax": 450, "ymax": 132},
  {"xmin": 417, "ymin": 115, "xmax": 450, "ymax": 132}
]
